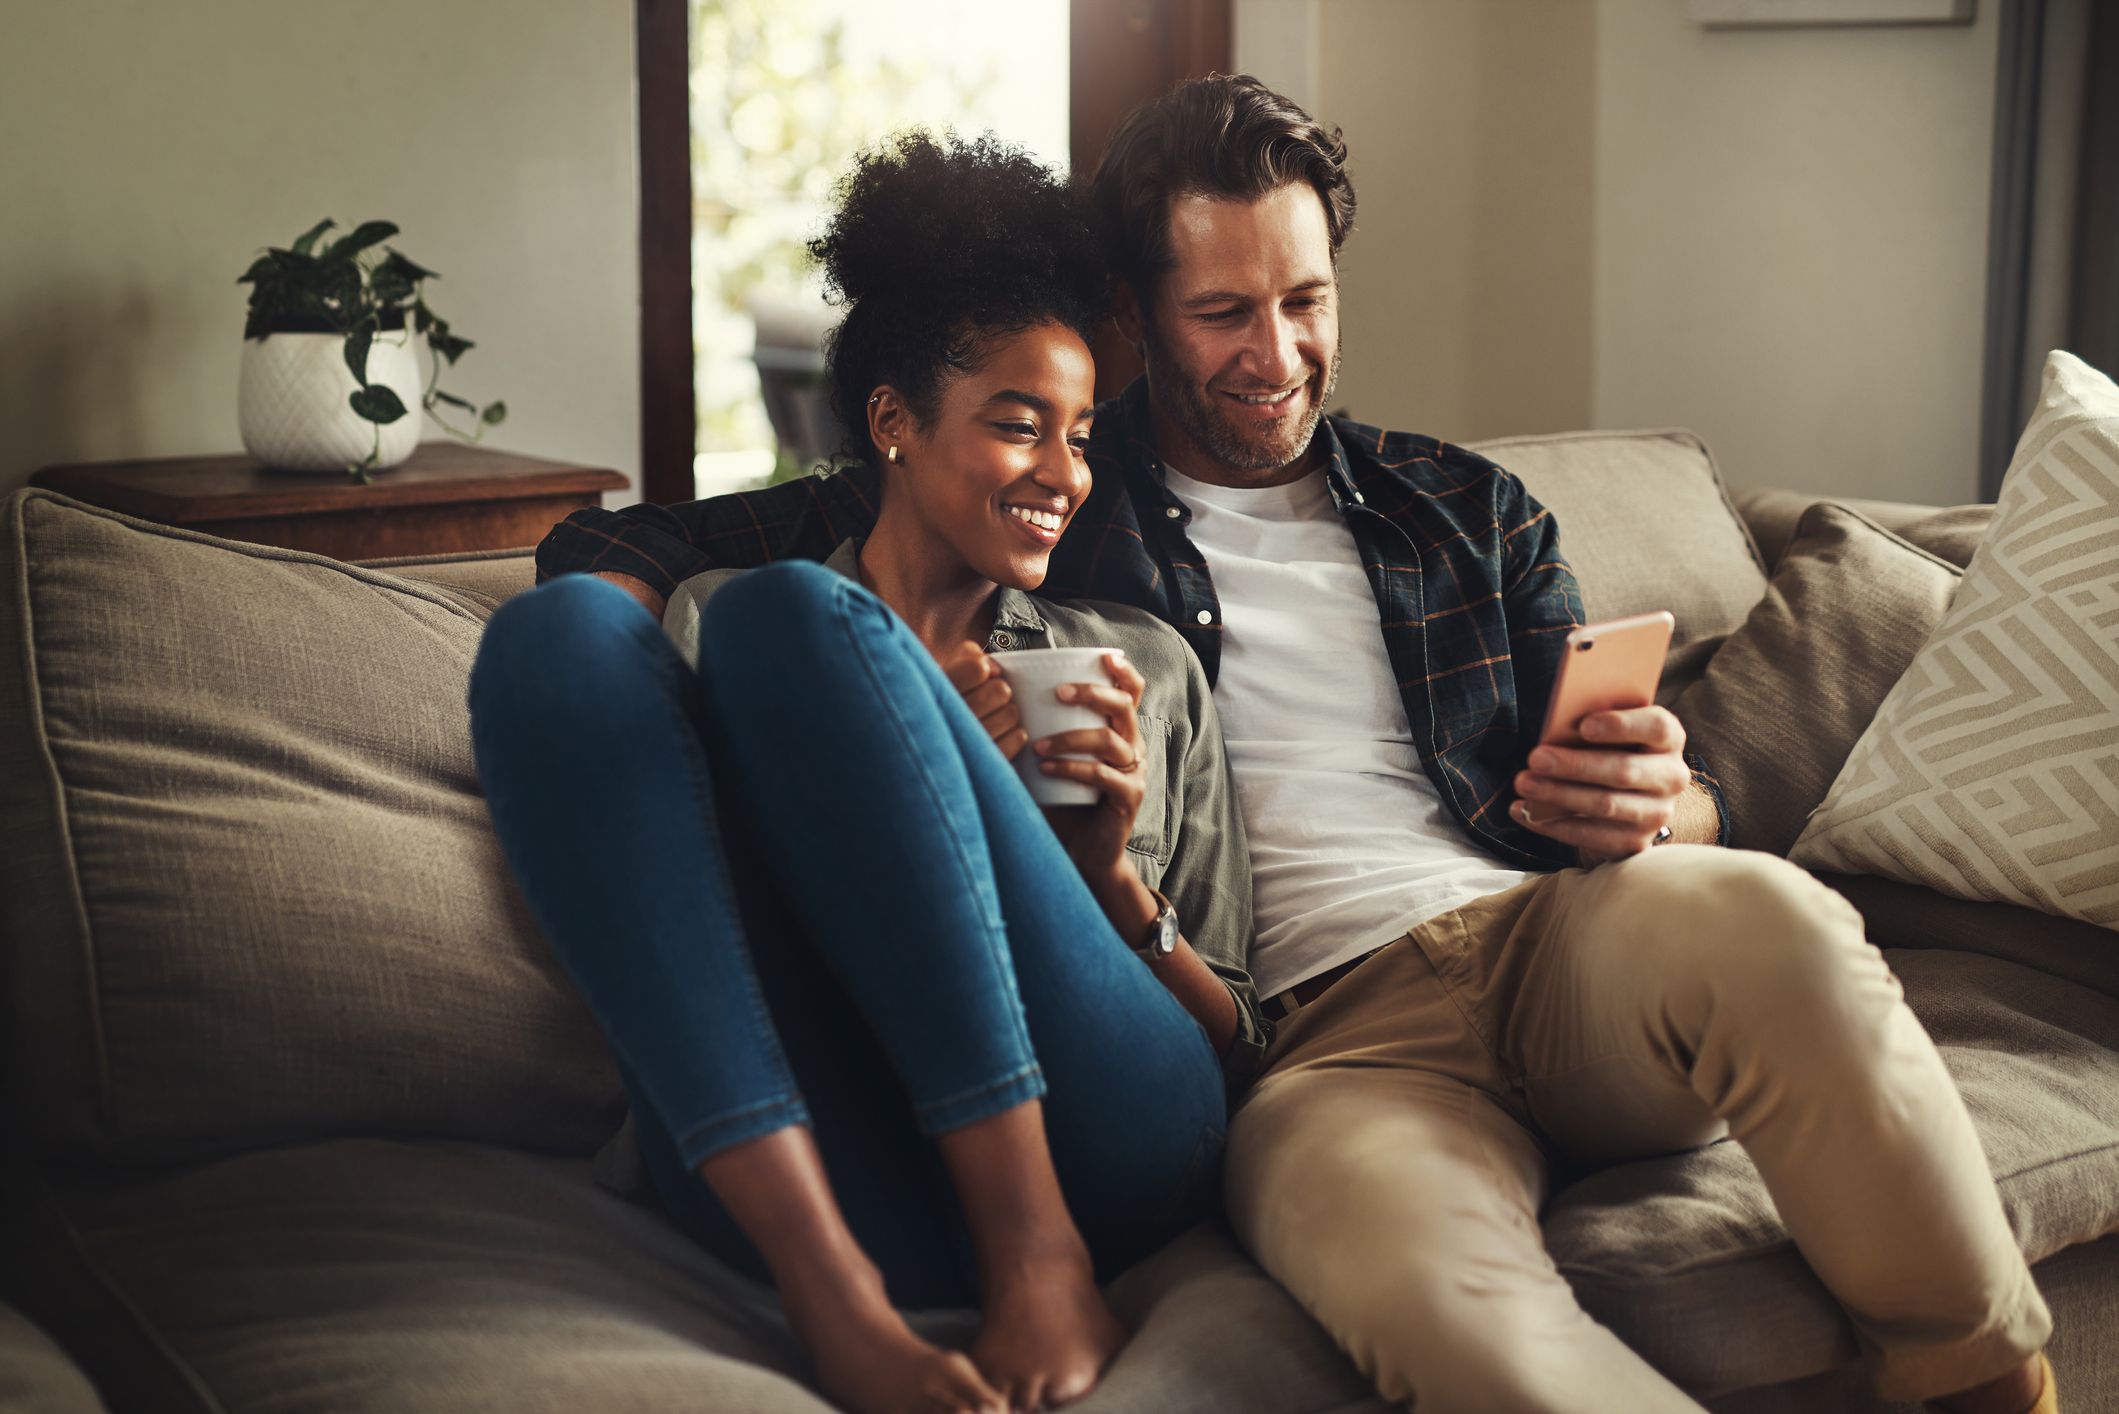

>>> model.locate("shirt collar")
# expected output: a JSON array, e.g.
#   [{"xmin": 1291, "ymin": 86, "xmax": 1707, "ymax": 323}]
[{"xmin": 824, "ymin": 537, "xmax": 1048, "ymax": 636}]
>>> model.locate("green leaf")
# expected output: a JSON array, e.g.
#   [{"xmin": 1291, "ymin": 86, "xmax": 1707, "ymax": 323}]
[
  {"xmin": 480, "ymin": 401, "xmax": 507, "ymax": 426},
  {"xmin": 432, "ymin": 332, "xmax": 473, "ymax": 365},
  {"xmin": 378, "ymin": 248, "xmax": 436, "ymax": 282},
  {"xmin": 235, "ymin": 254, "xmax": 276, "ymax": 284},
  {"xmin": 368, "ymin": 266, "xmax": 415, "ymax": 307},
  {"xmin": 412, "ymin": 301, "xmax": 434, "ymax": 333},
  {"xmin": 291, "ymin": 218, "xmax": 336, "ymax": 256},
  {"xmin": 343, "ymin": 328, "xmax": 372, "ymax": 386},
  {"xmin": 348, "ymin": 385, "xmax": 408, "ymax": 424},
  {"xmin": 430, "ymin": 389, "xmax": 476, "ymax": 411},
  {"xmin": 320, "ymin": 220, "xmax": 398, "ymax": 264}
]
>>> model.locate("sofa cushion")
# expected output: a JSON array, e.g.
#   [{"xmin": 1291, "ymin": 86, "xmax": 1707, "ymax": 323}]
[
  {"xmin": 1791, "ymin": 352, "xmax": 2119, "ymax": 927},
  {"xmin": 0, "ymin": 1302, "xmax": 106, "ymax": 1413},
  {"xmin": 1470, "ymin": 428, "xmax": 1768, "ymax": 703},
  {"xmin": 1544, "ymin": 948, "xmax": 2119, "ymax": 1397},
  {"xmin": 1894, "ymin": 503, "xmax": 1995, "ymax": 570},
  {"xmin": 4, "ymin": 1139, "xmax": 1388, "ymax": 1414},
  {"xmin": 1818, "ymin": 870, "xmax": 2119, "ymax": 1004},
  {"xmin": 1674, "ymin": 504, "xmax": 1962, "ymax": 856},
  {"xmin": 351, "ymin": 546, "xmax": 538, "ymax": 611},
  {"xmin": 0, "ymin": 489, "xmax": 622, "ymax": 1163}
]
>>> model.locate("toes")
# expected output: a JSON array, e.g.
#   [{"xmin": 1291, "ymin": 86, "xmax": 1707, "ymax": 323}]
[
  {"xmin": 937, "ymin": 1354, "xmax": 1006, "ymax": 1414},
  {"xmin": 1042, "ymin": 1369, "xmax": 1095, "ymax": 1407}
]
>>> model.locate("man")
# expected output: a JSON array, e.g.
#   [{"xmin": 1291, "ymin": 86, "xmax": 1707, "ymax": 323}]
[{"xmin": 534, "ymin": 76, "xmax": 2054, "ymax": 1414}]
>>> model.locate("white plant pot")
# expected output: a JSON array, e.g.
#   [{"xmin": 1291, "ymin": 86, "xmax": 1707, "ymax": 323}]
[{"xmin": 238, "ymin": 329, "xmax": 424, "ymax": 473}]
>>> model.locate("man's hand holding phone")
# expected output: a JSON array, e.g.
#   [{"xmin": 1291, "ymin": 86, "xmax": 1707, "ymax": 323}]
[
  {"xmin": 1511, "ymin": 707, "xmax": 1692, "ymax": 864},
  {"xmin": 1509, "ymin": 612, "xmax": 1694, "ymax": 865}
]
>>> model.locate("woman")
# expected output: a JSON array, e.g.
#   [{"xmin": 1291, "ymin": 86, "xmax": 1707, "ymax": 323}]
[{"xmin": 466, "ymin": 132, "xmax": 1263, "ymax": 1414}]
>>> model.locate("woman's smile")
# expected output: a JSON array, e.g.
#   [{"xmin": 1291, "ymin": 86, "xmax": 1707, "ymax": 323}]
[{"xmin": 1002, "ymin": 499, "xmax": 1069, "ymax": 546}]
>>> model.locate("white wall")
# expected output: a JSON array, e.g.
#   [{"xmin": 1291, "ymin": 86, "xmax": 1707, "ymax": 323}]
[
  {"xmin": 1592, "ymin": 2, "xmax": 1998, "ymax": 503},
  {"xmin": 1237, "ymin": 0, "xmax": 1597, "ymax": 443},
  {"xmin": 0, "ymin": 1, "xmax": 641, "ymax": 499},
  {"xmin": 1236, "ymin": 0, "xmax": 1999, "ymax": 505}
]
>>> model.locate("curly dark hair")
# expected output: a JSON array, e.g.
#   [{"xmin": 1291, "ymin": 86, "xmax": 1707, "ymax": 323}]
[{"xmin": 808, "ymin": 130, "xmax": 1108, "ymax": 467}]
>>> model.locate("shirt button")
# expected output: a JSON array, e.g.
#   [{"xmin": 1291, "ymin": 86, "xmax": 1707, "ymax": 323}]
[
  {"xmin": 1164, "ymin": 506, "xmax": 1182, "ymax": 519},
  {"xmin": 1195, "ymin": 610, "xmax": 1213, "ymax": 626},
  {"xmin": 990, "ymin": 630, "xmax": 1015, "ymax": 650}
]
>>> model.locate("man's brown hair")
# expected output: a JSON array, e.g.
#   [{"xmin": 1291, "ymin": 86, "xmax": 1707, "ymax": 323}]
[{"xmin": 1089, "ymin": 72, "xmax": 1357, "ymax": 297}]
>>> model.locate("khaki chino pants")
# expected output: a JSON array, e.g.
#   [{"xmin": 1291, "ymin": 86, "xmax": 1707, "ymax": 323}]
[{"xmin": 1225, "ymin": 846, "xmax": 2050, "ymax": 1413}]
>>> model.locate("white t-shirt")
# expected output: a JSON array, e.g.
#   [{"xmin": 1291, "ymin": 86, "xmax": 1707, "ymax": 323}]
[{"xmin": 1162, "ymin": 463, "xmax": 1530, "ymax": 1000}]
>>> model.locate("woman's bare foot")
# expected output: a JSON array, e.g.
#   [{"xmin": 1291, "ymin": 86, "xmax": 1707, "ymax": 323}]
[
  {"xmin": 969, "ymin": 1244, "xmax": 1129, "ymax": 1411},
  {"xmin": 780, "ymin": 1262, "xmax": 1007, "ymax": 1414},
  {"xmin": 694, "ymin": 1131, "xmax": 1004, "ymax": 1414}
]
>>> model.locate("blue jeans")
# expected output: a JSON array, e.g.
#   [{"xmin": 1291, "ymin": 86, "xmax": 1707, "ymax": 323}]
[{"xmin": 466, "ymin": 563, "xmax": 1226, "ymax": 1309}]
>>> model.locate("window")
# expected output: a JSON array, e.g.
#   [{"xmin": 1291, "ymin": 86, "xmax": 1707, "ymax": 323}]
[{"xmin": 687, "ymin": 0, "xmax": 1069, "ymax": 497}]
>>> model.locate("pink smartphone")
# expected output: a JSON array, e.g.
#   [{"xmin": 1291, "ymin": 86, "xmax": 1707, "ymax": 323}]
[{"xmin": 1522, "ymin": 611, "xmax": 1674, "ymax": 825}]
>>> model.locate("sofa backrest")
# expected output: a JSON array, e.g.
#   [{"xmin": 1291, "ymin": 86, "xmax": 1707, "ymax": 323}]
[
  {"xmin": 374, "ymin": 426, "xmax": 1779, "ymax": 704},
  {"xmin": 0, "ymin": 490, "xmax": 622, "ymax": 1166},
  {"xmin": 1467, "ymin": 428, "xmax": 1769, "ymax": 703}
]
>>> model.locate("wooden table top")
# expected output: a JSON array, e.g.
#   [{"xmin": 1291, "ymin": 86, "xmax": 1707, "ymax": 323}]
[{"xmin": 31, "ymin": 442, "xmax": 630, "ymax": 523}]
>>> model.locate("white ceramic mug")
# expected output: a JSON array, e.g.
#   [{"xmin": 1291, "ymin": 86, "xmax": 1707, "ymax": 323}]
[{"xmin": 991, "ymin": 647, "xmax": 1122, "ymax": 806}]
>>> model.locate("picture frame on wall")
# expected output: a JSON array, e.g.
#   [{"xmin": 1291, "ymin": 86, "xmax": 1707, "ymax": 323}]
[{"xmin": 1685, "ymin": 0, "xmax": 1974, "ymax": 26}]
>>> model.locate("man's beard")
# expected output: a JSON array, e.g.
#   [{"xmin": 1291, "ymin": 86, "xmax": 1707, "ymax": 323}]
[{"xmin": 1142, "ymin": 328, "xmax": 1341, "ymax": 475}]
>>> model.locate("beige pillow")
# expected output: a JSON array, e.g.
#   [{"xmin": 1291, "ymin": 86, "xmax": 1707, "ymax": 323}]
[
  {"xmin": 0, "ymin": 489, "xmax": 623, "ymax": 1163},
  {"xmin": 1675, "ymin": 504, "xmax": 1961, "ymax": 856},
  {"xmin": 1469, "ymin": 428, "xmax": 1768, "ymax": 703},
  {"xmin": 1790, "ymin": 351, "xmax": 2119, "ymax": 928}
]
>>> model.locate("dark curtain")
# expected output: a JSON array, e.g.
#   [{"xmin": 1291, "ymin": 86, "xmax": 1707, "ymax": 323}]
[{"xmin": 1979, "ymin": 0, "xmax": 2119, "ymax": 500}]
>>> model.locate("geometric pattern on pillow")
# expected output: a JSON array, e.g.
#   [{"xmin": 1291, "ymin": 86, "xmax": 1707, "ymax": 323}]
[{"xmin": 1790, "ymin": 350, "xmax": 2119, "ymax": 928}]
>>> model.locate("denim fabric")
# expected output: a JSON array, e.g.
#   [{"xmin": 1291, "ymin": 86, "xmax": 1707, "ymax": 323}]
[
  {"xmin": 663, "ymin": 537, "xmax": 1270, "ymax": 1089},
  {"xmin": 467, "ymin": 564, "xmax": 1226, "ymax": 1307}
]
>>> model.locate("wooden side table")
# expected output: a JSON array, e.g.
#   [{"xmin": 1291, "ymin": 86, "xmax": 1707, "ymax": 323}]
[{"xmin": 29, "ymin": 442, "xmax": 629, "ymax": 561}]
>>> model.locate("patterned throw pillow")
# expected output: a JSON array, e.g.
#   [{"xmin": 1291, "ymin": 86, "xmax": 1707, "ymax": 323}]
[{"xmin": 1790, "ymin": 351, "xmax": 2119, "ymax": 929}]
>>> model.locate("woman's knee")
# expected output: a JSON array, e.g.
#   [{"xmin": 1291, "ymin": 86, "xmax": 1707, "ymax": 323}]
[
  {"xmin": 470, "ymin": 573, "xmax": 669, "ymax": 714},
  {"xmin": 697, "ymin": 560, "xmax": 905, "ymax": 714},
  {"xmin": 699, "ymin": 560, "xmax": 845, "ymax": 649}
]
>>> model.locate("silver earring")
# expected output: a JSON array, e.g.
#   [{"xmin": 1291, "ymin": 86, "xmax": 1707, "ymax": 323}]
[{"xmin": 886, "ymin": 445, "xmax": 900, "ymax": 464}]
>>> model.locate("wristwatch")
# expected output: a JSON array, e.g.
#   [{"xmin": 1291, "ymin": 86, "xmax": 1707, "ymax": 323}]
[{"xmin": 1135, "ymin": 890, "xmax": 1179, "ymax": 961}]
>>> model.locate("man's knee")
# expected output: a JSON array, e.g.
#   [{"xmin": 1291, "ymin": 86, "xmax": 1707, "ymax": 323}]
[{"xmin": 1602, "ymin": 847, "xmax": 1876, "ymax": 1000}]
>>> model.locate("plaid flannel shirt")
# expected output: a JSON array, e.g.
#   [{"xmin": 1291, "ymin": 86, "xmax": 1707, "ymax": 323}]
[{"xmin": 534, "ymin": 378, "xmax": 1732, "ymax": 868}]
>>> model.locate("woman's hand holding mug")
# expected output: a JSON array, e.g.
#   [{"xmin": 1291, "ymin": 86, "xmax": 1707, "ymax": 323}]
[{"xmin": 939, "ymin": 641, "xmax": 1027, "ymax": 759}]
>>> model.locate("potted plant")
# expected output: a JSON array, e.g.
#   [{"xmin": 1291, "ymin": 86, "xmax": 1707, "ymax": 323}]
[{"xmin": 236, "ymin": 218, "xmax": 506, "ymax": 483}]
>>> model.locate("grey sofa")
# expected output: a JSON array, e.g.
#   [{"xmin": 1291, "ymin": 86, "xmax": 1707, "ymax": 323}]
[{"xmin": 1, "ymin": 426, "xmax": 2112, "ymax": 1413}]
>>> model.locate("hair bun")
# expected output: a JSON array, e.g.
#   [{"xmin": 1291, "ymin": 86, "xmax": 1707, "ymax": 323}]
[
  {"xmin": 811, "ymin": 130, "xmax": 1099, "ymax": 308},
  {"xmin": 810, "ymin": 127, "xmax": 1108, "ymax": 469}
]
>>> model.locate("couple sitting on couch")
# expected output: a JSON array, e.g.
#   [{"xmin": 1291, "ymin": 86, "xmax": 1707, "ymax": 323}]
[{"xmin": 466, "ymin": 75, "xmax": 2056, "ymax": 1414}]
